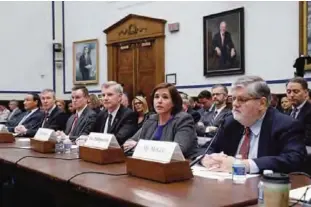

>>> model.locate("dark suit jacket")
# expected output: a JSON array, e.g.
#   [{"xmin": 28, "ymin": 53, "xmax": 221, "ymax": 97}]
[
  {"xmin": 25, "ymin": 106, "xmax": 68, "ymax": 137},
  {"xmin": 93, "ymin": 105, "xmax": 138, "ymax": 145},
  {"xmin": 212, "ymin": 31, "xmax": 235, "ymax": 52},
  {"xmin": 197, "ymin": 107, "xmax": 231, "ymax": 136},
  {"xmin": 208, "ymin": 107, "xmax": 307, "ymax": 173},
  {"xmin": 65, "ymin": 107, "xmax": 97, "ymax": 140},
  {"xmin": 296, "ymin": 101, "xmax": 311, "ymax": 146},
  {"xmin": 131, "ymin": 112, "xmax": 198, "ymax": 158},
  {"xmin": 8, "ymin": 108, "xmax": 22, "ymax": 121},
  {"xmin": 7, "ymin": 108, "xmax": 44, "ymax": 137}
]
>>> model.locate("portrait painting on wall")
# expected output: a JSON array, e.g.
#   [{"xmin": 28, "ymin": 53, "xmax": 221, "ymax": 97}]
[
  {"xmin": 299, "ymin": 1, "xmax": 311, "ymax": 70},
  {"xmin": 73, "ymin": 39, "xmax": 99, "ymax": 85},
  {"xmin": 203, "ymin": 7, "xmax": 245, "ymax": 77}
]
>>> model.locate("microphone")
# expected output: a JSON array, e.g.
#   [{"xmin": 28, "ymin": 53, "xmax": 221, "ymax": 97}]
[{"xmin": 189, "ymin": 118, "xmax": 226, "ymax": 167}]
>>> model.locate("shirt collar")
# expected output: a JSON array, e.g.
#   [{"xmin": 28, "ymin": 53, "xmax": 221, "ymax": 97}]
[
  {"xmin": 293, "ymin": 100, "xmax": 307, "ymax": 111},
  {"xmin": 109, "ymin": 105, "xmax": 120, "ymax": 118},
  {"xmin": 249, "ymin": 112, "xmax": 266, "ymax": 137},
  {"xmin": 77, "ymin": 105, "xmax": 87, "ymax": 118},
  {"xmin": 46, "ymin": 105, "xmax": 56, "ymax": 115},
  {"xmin": 215, "ymin": 105, "xmax": 226, "ymax": 114}
]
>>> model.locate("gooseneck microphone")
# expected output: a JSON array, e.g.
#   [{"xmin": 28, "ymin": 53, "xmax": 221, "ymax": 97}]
[{"xmin": 189, "ymin": 118, "xmax": 226, "ymax": 167}]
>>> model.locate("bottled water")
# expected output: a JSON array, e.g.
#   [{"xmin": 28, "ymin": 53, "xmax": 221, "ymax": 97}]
[
  {"xmin": 55, "ymin": 138, "xmax": 64, "ymax": 154},
  {"xmin": 258, "ymin": 170, "xmax": 273, "ymax": 206},
  {"xmin": 232, "ymin": 154, "xmax": 247, "ymax": 184},
  {"xmin": 63, "ymin": 138, "xmax": 72, "ymax": 154}
]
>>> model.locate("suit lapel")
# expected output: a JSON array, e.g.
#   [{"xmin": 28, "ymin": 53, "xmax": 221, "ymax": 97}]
[
  {"xmin": 108, "ymin": 106, "xmax": 123, "ymax": 133},
  {"xmin": 65, "ymin": 115, "xmax": 75, "ymax": 134},
  {"xmin": 257, "ymin": 108, "xmax": 273, "ymax": 157},
  {"xmin": 100, "ymin": 111, "xmax": 108, "ymax": 132},
  {"xmin": 73, "ymin": 108, "xmax": 87, "ymax": 134},
  {"xmin": 297, "ymin": 101, "xmax": 311, "ymax": 121},
  {"xmin": 228, "ymin": 124, "xmax": 244, "ymax": 156}
]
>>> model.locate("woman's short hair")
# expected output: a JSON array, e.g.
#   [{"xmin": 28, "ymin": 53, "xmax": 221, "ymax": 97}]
[{"xmin": 151, "ymin": 83, "xmax": 182, "ymax": 115}]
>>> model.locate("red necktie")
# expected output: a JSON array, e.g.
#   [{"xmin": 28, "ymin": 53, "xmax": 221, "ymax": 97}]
[
  {"xmin": 238, "ymin": 127, "xmax": 250, "ymax": 159},
  {"xmin": 69, "ymin": 114, "xmax": 78, "ymax": 135}
]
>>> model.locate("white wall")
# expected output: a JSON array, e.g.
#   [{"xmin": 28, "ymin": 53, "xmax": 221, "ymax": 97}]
[
  {"xmin": 63, "ymin": 1, "xmax": 301, "ymax": 96},
  {"xmin": 0, "ymin": 1, "xmax": 53, "ymax": 100}
]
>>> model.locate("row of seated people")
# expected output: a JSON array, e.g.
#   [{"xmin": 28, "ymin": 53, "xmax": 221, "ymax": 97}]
[{"xmin": 3, "ymin": 77, "xmax": 309, "ymax": 174}]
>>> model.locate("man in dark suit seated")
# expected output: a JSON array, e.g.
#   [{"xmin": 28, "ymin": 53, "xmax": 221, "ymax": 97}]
[
  {"xmin": 57, "ymin": 86, "xmax": 96, "ymax": 140},
  {"xmin": 212, "ymin": 21, "xmax": 236, "ymax": 69},
  {"xmin": 197, "ymin": 90, "xmax": 214, "ymax": 117},
  {"xmin": 26, "ymin": 89, "xmax": 69, "ymax": 137},
  {"xmin": 286, "ymin": 77, "xmax": 311, "ymax": 146},
  {"xmin": 197, "ymin": 84, "xmax": 231, "ymax": 137},
  {"xmin": 6, "ymin": 93, "xmax": 44, "ymax": 137},
  {"xmin": 7, "ymin": 100, "xmax": 22, "ymax": 121},
  {"xmin": 93, "ymin": 81, "xmax": 138, "ymax": 145},
  {"xmin": 201, "ymin": 76, "xmax": 306, "ymax": 174}
]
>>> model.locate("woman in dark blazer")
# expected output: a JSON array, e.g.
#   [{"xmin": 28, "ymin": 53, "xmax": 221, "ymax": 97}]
[{"xmin": 123, "ymin": 83, "xmax": 198, "ymax": 158}]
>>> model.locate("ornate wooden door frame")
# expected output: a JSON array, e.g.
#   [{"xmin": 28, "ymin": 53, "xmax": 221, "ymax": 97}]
[{"xmin": 103, "ymin": 14, "xmax": 166, "ymax": 85}]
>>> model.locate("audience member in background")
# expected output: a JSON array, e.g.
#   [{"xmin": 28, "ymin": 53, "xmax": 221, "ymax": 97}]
[
  {"xmin": 280, "ymin": 96, "xmax": 292, "ymax": 115},
  {"xmin": 7, "ymin": 93, "xmax": 44, "ymax": 137},
  {"xmin": 202, "ymin": 76, "xmax": 306, "ymax": 174},
  {"xmin": 197, "ymin": 90, "xmax": 214, "ymax": 117},
  {"xmin": 197, "ymin": 84, "xmax": 231, "ymax": 137},
  {"xmin": 124, "ymin": 83, "xmax": 198, "ymax": 158},
  {"xmin": 93, "ymin": 81, "xmax": 138, "ymax": 145},
  {"xmin": 55, "ymin": 99, "xmax": 66, "ymax": 112},
  {"xmin": 270, "ymin": 94, "xmax": 279, "ymax": 110},
  {"xmin": 286, "ymin": 77, "xmax": 311, "ymax": 145},
  {"xmin": 121, "ymin": 93, "xmax": 129, "ymax": 108},
  {"xmin": 57, "ymin": 86, "xmax": 96, "ymax": 141},
  {"xmin": 88, "ymin": 94, "xmax": 101, "ymax": 113},
  {"xmin": 7, "ymin": 100, "xmax": 21, "ymax": 121},
  {"xmin": 0, "ymin": 105, "xmax": 10, "ymax": 122},
  {"xmin": 182, "ymin": 97, "xmax": 201, "ymax": 123},
  {"xmin": 68, "ymin": 101, "xmax": 75, "ymax": 114},
  {"xmin": 132, "ymin": 96, "xmax": 150, "ymax": 130},
  {"xmin": 189, "ymin": 97, "xmax": 201, "ymax": 111}
]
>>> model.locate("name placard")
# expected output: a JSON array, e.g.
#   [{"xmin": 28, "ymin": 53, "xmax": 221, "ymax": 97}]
[
  {"xmin": 84, "ymin": 133, "xmax": 120, "ymax": 150},
  {"xmin": 0, "ymin": 124, "xmax": 8, "ymax": 133},
  {"xmin": 132, "ymin": 140, "xmax": 185, "ymax": 163},
  {"xmin": 34, "ymin": 128, "xmax": 56, "ymax": 141}
]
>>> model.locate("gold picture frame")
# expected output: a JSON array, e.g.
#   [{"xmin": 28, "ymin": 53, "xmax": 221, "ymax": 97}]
[
  {"xmin": 72, "ymin": 39, "xmax": 99, "ymax": 85},
  {"xmin": 299, "ymin": 1, "xmax": 311, "ymax": 70}
]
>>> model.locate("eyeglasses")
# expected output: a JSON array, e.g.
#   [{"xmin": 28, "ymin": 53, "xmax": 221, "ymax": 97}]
[
  {"xmin": 134, "ymin": 102, "xmax": 143, "ymax": 105},
  {"xmin": 232, "ymin": 96, "xmax": 261, "ymax": 104},
  {"xmin": 212, "ymin": 93, "xmax": 226, "ymax": 96}
]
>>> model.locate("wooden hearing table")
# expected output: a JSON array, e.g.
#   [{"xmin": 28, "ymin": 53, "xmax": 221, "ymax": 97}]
[{"xmin": 0, "ymin": 138, "xmax": 310, "ymax": 207}]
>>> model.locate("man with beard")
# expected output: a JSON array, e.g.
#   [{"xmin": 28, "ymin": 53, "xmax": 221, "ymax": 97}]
[{"xmin": 201, "ymin": 76, "xmax": 306, "ymax": 174}]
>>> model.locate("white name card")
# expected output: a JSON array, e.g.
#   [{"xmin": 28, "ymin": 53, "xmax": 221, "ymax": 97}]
[
  {"xmin": 84, "ymin": 132, "xmax": 120, "ymax": 150},
  {"xmin": 132, "ymin": 140, "xmax": 185, "ymax": 163},
  {"xmin": 34, "ymin": 128, "xmax": 56, "ymax": 141},
  {"xmin": 0, "ymin": 124, "xmax": 8, "ymax": 133}
]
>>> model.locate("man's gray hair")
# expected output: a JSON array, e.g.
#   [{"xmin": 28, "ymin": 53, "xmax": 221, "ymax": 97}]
[
  {"xmin": 231, "ymin": 76, "xmax": 271, "ymax": 104},
  {"xmin": 182, "ymin": 98, "xmax": 190, "ymax": 107},
  {"xmin": 41, "ymin": 88, "xmax": 56, "ymax": 99},
  {"xmin": 101, "ymin": 81, "xmax": 123, "ymax": 94}
]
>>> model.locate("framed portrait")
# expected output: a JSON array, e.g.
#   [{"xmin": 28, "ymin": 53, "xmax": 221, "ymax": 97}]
[
  {"xmin": 203, "ymin": 7, "xmax": 245, "ymax": 77},
  {"xmin": 166, "ymin": 73, "xmax": 177, "ymax": 85},
  {"xmin": 299, "ymin": 1, "xmax": 311, "ymax": 70},
  {"xmin": 73, "ymin": 39, "xmax": 99, "ymax": 85}
]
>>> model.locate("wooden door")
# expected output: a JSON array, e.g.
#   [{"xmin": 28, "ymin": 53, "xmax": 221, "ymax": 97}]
[
  {"xmin": 116, "ymin": 43, "xmax": 135, "ymax": 104},
  {"xmin": 135, "ymin": 39, "xmax": 156, "ymax": 107}
]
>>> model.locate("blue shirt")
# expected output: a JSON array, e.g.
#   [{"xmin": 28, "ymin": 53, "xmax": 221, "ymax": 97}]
[
  {"xmin": 236, "ymin": 112, "xmax": 266, "ymax": 174},
  {"xmin": 153, "ymin": 116, "xmax": 174, "ymax": 141}
]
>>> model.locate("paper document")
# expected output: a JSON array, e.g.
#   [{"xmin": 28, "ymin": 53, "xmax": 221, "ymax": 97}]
[
  {"xmin": 290, "ymin": 185, "xmax": 311, "ymax": 202},
  {"xmin": 191, "ymin": 165, "xmax": 259, "ymax": 180}
]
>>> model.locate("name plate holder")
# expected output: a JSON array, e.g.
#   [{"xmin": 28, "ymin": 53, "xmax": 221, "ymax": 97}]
[
  {"xmin": 0, "ymin": 124, "xmax": 14, "ymax": 143},
  {"xmin": 30, "ymin": 128, "xmax": 56, "ymax": 153},
  {"xmin": 126, "ymin": 140, "xmax": 193, "ymax": 183},
  {"xmin": 79, "ymin": 133, "xmax": 125, "ymax": 164}
]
